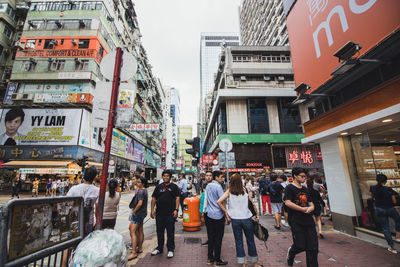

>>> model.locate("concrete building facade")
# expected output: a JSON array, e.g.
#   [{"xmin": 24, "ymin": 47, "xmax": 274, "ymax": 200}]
[
  {"xmin": 239, "ymin": 0, "xmax": 288, "ymax": 46},
  {"xmin": 203, "ymin": 46, "xmax": 323, "ymax": 172}
]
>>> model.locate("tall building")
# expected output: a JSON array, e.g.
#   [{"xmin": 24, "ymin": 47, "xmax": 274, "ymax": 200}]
[
  {"xmin": 203, "ymin": 46, "xmax": 323, "ymax": 172},
  {"xmin": 177, "ymin": 125, "xmax": 193, "ymax": 171},
  {"xmin": 199, "ymin": 32, "xmax": 239, "ymax": 138},
  {"xmin": 239, "ymin": 0, "xmax": 288, "ymax": 46},
  {"xmin": 0, "ymin": 0, "xmax": 28, "ymax": 103},
  {"xmin": 0, "ymin": 1, "xmax": 165, "ymax": 183}
]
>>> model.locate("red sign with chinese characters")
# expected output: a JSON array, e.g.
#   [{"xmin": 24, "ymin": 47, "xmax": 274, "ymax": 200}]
[
  {"xmin": 285, "ymin": 146, "xmax": 323, "ymax": 169},
  {"xmin": 202, "ymin": 154, "xmax": 215, "ymax": 164}
]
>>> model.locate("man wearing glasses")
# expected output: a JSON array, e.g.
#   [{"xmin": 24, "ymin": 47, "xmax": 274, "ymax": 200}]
[{"xmin": 284, "ymin": 167, "xmax": 318, "ymax": 267}]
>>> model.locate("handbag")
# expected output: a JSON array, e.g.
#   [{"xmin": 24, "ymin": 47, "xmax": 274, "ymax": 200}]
[
  {"xmin": 253, "ymin": 221, "xmax": 269, "ymax": 249},
  {"xmin": 245, "ymin": 187, "xmax": 257, "ymax": 217}
]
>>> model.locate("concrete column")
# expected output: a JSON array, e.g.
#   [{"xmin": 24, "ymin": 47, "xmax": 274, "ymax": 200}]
[
  {"xmin": 226, "ymin": 99, "xmax": 248, "ymax": 133},
  {"xmin": 267, "ymin": 99, "xmax": 280, "ymax": 133},
  {"xmin": 320, "ymin": 136, "xmax": 358, "ymax": 235}
]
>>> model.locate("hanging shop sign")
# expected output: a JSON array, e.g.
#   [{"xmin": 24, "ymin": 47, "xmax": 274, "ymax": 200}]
[
  {"xmin": 3, "ymin": 82, "xmax": 18, "ymax": 104},
  {"xmin": 127, "ymin": 124, "xmax": 159, "ymax": 132},
  {"xmin": 34, "ymin": 93, "xmax": 93, "ymax": 104},
  {"xmin": 285, "ymin": 146, "xmax": 323, "ymax": 169},
  {"xmin": 246, "ymin": 162, "xmax": 263, "ymax": 167},
  {"xmin": 0, "ymin": 108, "xmax": 82, "ymax": 146},
  {"xmin": 133, "ymin": 141, "xmax": 144, "ymax": 163},
  {"xmin": 202, "ymin": 154, "xmax": 216, "ymax": 164}
]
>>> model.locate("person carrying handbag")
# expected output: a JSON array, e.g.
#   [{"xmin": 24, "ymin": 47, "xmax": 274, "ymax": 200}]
[{"xmin": 217, "ymin": 173, "xmax": 263, "ymax": 267}]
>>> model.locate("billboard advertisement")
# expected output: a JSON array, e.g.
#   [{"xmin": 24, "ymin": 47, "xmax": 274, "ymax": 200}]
[
  {"xmin": 0, "ymin": 108, "xmax": 81, "ymax": 146},
  {"xmin": 133, "ymin": 141, "xmax": 144, "ymax": 163},
  {"xmin": 286, "ymin": 0, "xmax": 400, "ymax": 92}
]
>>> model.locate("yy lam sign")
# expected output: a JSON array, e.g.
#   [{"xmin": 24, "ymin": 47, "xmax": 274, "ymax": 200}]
[
  {"xmin": 286, "ymin": 0, "xmax": 400, "ymax": 92},
  {"xmin": 0, "ymin": 108, "xmax": 81, "ymax": 146}
]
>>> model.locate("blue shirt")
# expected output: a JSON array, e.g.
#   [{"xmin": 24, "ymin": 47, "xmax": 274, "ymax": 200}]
[
  {"xmin": 206, "ymin": 181, "xmax": 225, "ymax": 220},
  {"xmin": 178, "ymin": 178, "xmax": 188, "ymax": 193}
]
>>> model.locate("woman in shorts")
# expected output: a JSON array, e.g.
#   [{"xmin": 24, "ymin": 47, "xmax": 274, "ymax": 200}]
[{"xmin": 128, "ymin": 177, "xmax": 148, "ymax": 260}]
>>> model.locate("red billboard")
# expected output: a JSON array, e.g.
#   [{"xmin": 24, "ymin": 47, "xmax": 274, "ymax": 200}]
[{"xmin": 286, "ymin": 0, "xmax": 400, "ymax": 92}]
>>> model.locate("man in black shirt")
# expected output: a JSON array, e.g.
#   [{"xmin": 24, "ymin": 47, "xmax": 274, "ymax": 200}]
[
  {"xmin": 269, "ymin": 173, "xmax": 284, "ymax": 230},
  {"xmin": 151, "ymin": 169, "xmax": 180, "ymax": 258},
  {"xmin": 284, "ymin": 167, "xmax": 318, "ymax": 267}
]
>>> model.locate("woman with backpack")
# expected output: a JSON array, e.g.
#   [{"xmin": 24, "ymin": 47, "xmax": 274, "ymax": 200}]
[
  {"xmin": 370, "ymin": 174, "xmax": 400, "ymax": 254},
  {"xmin": 217, "ymin": 173, "xmax": 263, "ymax": 267},
  {"xmin": 128, "ymin": 177, "xmax": 148, "ymax": 260},
  {"xmin": 102, "ymin": 179, "xmax": 121, "ymax": 229}
]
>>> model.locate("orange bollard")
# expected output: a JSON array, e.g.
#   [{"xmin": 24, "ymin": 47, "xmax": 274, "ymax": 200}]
[{"xmin": 182, "ymin": 197, "xmax": 201, "ymax": 231}]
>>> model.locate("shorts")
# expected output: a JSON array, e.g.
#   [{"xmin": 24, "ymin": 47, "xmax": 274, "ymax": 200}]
[
  {"xmin": 130, "ymin": 214, "xmax": 145, "ymax": 224},
  {"xmin": 102, "ymin": 218, "xmax": 116, "ymax": 229},
  {"xmin": 271, "ymin": 202, "xmax": 283, "ymax": 214},
  {"xmin": 32, "ymin": 188, "xmax": 38, "ymax": 193}
]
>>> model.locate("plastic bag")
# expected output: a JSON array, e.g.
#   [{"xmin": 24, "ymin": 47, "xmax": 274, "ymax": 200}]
[{"xmin": 71, "ymin": 229, "xmax": 127, "ymax": 267}]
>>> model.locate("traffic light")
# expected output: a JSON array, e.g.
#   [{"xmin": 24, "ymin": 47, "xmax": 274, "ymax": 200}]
[{"xmin": 186, "ymin": 137, "xmax": 200, "ymax": 159}]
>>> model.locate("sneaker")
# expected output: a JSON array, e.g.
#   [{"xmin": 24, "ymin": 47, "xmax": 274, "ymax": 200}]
[
  {"xmin": 201, "ymin": 240, "xmax": 208, "ymax": 247},
  {"xmin": 388, "ymin": 247, "xmax": 398, "ymax": 254},
  {"xmin": 151, "ymin": 249, "xmax": 162, "ymax": 256},
  {"xmin": 127, "ymin": 243, "xmax": 133, "ymax": 250},
  {"xmin": 282, "ymin": 222, "xmax": 289, "ymax": 227},
  {"xmin": 286, "ymin": 246, "xmax": 294, "ymax": 266},
  {"xmin": 167, "ymin": 251, "xmax": 174, "ymax": 258},
  {"xmin": 214, "ymin": 260, "xmax": 228, "ymax": 266},
  {"xmin": 207, "ymin": 259, "xmax": 214, "ymax": 265}
]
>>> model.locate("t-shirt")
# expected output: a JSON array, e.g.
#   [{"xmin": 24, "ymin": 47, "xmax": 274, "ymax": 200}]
[
  {"xmin": 152, "ymin": 183, "xmax": 180, "ymax": 216},
  {"xmin": 284, "ymin": 184, "xmax": 314, "ymax": 226},
  {"xmin": 132, "ymin": 188, "xmax": 148, "ymax": 218},
  {"xmin": 67, "ymin": 183, "xmax": 99, "ymax": 225},
  {"xmin": 270, "ymin": 181, "xmax": 284, "ymax": 203},
  {"xmin": 104, "ymin": 192, "xmax": 121, "ymax": 220},
  {"xmin": 178, "ymin": 179, "xmax": 188, "ymax": 193},
  {"xmin": 206, "ymin": 181, "xmax": 225, "ymax": 220},
  {"xmin": 370, "ymin": 185, "xmax": 396, "ymax": 209},
  {"xmin": 33, "ymin": 180, "xmax": 39, "ymax": 189}
]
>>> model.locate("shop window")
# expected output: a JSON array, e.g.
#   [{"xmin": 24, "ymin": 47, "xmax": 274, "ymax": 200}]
[
  {"xmin": 79, "ymin": 39, "xmax": 90, "ymax": 49},
  {"xmin": 277, "ymin": 98, "xmax": 302, "ymax": 133},
  {"xmin": 346, "ymin": 122, "xmax": 400, "ymax": 233},
  {"xmin": 248, "ymin": 98, "xmax": 269, "ymax": 134}
]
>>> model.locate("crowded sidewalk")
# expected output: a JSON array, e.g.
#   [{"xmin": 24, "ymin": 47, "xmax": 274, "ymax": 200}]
[{"xmin": 129, "ymin": 214, "xmax": 400, "ymax": 267}]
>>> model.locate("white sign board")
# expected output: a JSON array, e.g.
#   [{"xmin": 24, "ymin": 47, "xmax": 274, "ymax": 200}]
[
  {"xmin": 100, "ymin": 50, "xmax": 138, "ymax": 82},
  {"xmin": 219, "ymin": 138, "xmax": 233, "ymax": 152},
  {"xmin": 92, "ymin": 81, "xmax": 112, "ymax": 128}
]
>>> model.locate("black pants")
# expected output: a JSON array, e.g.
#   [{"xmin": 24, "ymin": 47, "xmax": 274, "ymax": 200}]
[
  {"xmin": 288, "ymin": 222, "xmax": 319, "ymax": 267},
  {"xmin": 11, "ymin": 186, "xmax": 19, "ymax": 198},
  {"xmin": 156, "ymin": 214, "xmax": 175, "ymax": 252},
  {"xmin": 205, "ymin": 214, "xmax": 225, "ymax": 261}
]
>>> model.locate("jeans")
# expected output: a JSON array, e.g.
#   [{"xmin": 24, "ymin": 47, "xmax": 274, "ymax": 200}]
[
  {"xmin": 288, "ymin": 222, "xmax": 318, "ymax": 267},
  {"xmin": 231, "ymin": 218, "xmax": 258, "ymax": 264},
  {"xmin": 156, "ymin": 214, "xmax": 175, "ymax": 252},
  {"xmin": 60, "ymin": 187, "xmax": 65, "ymax": 196},
  {"xmin": 205, "ymin": 214, "xmax": 225, "ymax": 261},
  {"xmin": 375, "ymin": 207, "xmax": 400, "ymax": 246}
]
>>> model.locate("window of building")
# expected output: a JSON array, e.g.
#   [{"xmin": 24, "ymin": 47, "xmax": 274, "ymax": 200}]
[
  {"xmin": 23, "ymin": 60, "xmax": 36, "ymax": 72},
  {"xmin": 248, "ymin": 98, "xmax": 269, "ymax": 134},
  {"xmin": 277, "ymin": 98, "xmax": 302, "ymax": 133},
  {"xmin": 78, "ymin": 39, "xmax": 90, "ymax": 49},
  {"xmin": 26, "ymin": 40, "xmax": 36, "ymax": 49},
  {"xmin": 0, "ymin": 4, "xmax": 7, "ymax": 12},
  {"xmin": 0, "ymin": 45, "xmax": 3, "ymax": 57},
  {"xmin": 75, "ymin": 59, "xmax": 89, "ymax": 71},
  {"xmin": 99, "ymin": 45, "xmax": 104, "ymax": 57},
  {"xmin": 217, "ymin": 103, "xmax": 227, "ymax": 134},
  {"xmin": 50, "ymin": 60, "xmax": 65, "ymax": 71},
  {"xmin": 38, "ymin": 39, "xmax": 42, "ymax": 46},
  {"xmin": 3, "ymin": 25, "xmax": 12, "ymax": 39}
]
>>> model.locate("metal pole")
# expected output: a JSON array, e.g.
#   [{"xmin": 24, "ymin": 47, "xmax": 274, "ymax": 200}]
[
  {"xmin": 95, "ymin": 47, "xmax": 123, "ymax": 229},
  {"xmin": 225, "ymin": 151, "xmax": 229, "ymax": 190}
]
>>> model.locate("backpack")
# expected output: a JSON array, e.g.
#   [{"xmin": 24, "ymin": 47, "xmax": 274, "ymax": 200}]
[
  {"xmin": 268, "ymin": 182, "xmax": 277, "ymax": 195},
  {"xmin": 260, "ymin": 180, "xmax": 270, "ymax": 195}
]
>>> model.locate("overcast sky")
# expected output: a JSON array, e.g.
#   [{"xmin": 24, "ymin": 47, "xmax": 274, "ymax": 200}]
[{"xmin": 134, "ymin": 0, "xmax": 241, "ymax": 133}]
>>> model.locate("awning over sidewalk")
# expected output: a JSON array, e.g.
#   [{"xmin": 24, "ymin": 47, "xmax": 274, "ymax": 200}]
[{"xmin": 2, "ymin": 160, "xmax": 73, "ymax": 168}]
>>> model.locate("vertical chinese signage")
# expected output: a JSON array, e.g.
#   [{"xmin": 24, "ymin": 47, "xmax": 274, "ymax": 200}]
[{"xmin": 285, "ymin": 146, "xmax": 323, "ymax": 169}]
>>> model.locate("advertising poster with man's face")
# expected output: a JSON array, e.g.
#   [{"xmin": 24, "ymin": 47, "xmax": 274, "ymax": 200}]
[{"xmin": 0, "ymin": 108, "xmax": 82, "ymax": 146}]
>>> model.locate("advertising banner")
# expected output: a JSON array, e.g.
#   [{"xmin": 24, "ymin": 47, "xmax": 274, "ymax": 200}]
[
  {"xmin": 126, "ymin": 136, "xmax": 135, "ymax": 161},
  {"xmin": 110, "ymin": 129, "xmax": 127, "ymax": 158},
  {"xmin": 22, "ymin": 83, "xmax": 91, "ymax": 94},
  {"xmin": 34, "ymin": 93, "xmax": 93, "ymax": 104},
  {"xmin": 286, "ymin": 0, "xmax": 400, "ymax": 92},
  {"xmin": 133, "ymin": 141, "xmax": 144, "ymax": 163},
  {"xmin": 153, "ymin": 154, "xmax": 161, "ymax": 168},
  {"xmin": 0, "ymin": 108, "xmax": 81, "ymax": 146},
  {"xmin": 115, "ymin": 83, "xmax": 136, "ymax": 128},
  {"xmin": 146, "ymin": 149, "xmax": 154, "ymax": 166},
  {"xmin": 161, "ymin": 139, "xmax": 167, "ymax": 154},
  {"xmin": 3, "ymin": 82, "xmax": 18, "ymax": 104}
]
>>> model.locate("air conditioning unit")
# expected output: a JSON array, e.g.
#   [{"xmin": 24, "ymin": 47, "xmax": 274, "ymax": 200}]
[
  {"xmin": 21, "ymin": 93, "xmax": 34, "ymax": 100},
  {"xmin": 29, "ymin": 58, "xmax": 37, "ymax": 64},
  {"xmin": 263, "ymin": 75, "xmax": 271, "ymax": 81},
  {"xmin": 71, "ymin": 39, "xmax": 77, "ymax": 45},
  {"xmin": 11, "ymin": 93, "xmax": 23, "ymax": 100},
  {"xmin": 14, "ymin": 41, "xmax": 24, "ymax": 49},
  {"xmin": 79, "ymin": 20, "xmax": 85, "ymax": 28},
  {"xmin": 17, "ymin": 20, "xmax": 25, "ymax": 27},
  {"xmin": 28, "ymin": 20, "xmax": 37, "ymax": 28},
  {"xmin": 50, "ymin": 39, "xmax": 59, "ymax": 46},
  {"xmin": 240, "ymin": 76, "xmax": 246, "ymax": 81},
  {"xmin": 278, "ymin": 76, "xmax": 285, "ymax": 82},
  {"xmin": 26, "ymin": 42, "xmax": 35, "ymax": 49},
  {"xmin": 55, "ymin": 20, "xmax": 62, "ymax": 28},
  {"xmin": 75, "ymin": 58, "xmax": 83, "ymax": 64}
]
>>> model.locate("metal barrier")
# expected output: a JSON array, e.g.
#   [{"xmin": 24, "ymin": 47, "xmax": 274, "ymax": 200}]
[{"xmin": 0, "ymin": 197, "xmax": 84, "ymax": 267}]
